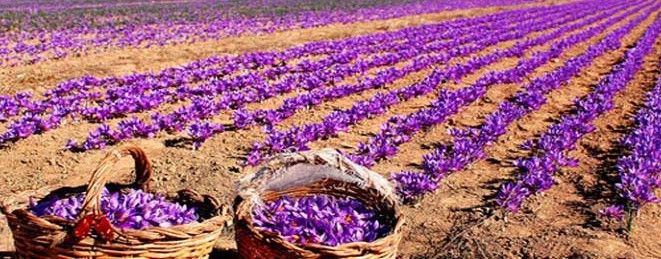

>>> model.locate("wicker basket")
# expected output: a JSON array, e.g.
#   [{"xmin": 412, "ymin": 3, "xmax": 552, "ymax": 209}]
[
  {"xmin": 233, "ymin": 148, "xmax": 404, "ymax": 259},
  {"xmin": 1, "ymin": 145, "xmax": 232, "ymax": 258}
]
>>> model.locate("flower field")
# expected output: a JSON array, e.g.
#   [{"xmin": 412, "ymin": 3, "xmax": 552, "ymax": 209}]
[{"xmin": 1, "ymin": 0, "xmax": 660, "ymax": 257}]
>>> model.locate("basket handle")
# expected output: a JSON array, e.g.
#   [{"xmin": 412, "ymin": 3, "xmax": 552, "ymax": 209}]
[{"xmin": 77, "ymin": 145, "xmax": 153, "ymax": 219}]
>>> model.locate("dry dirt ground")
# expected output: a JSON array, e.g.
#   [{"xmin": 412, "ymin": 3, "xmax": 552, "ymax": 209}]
[{"xmin": 1, "ymin": 1, "xmax": 660, "ymax": 258}]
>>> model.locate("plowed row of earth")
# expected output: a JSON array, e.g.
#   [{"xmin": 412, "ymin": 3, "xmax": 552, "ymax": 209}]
[{"xmin": 1, "ymin": 0, "xmax": 659, "ymax": 258}]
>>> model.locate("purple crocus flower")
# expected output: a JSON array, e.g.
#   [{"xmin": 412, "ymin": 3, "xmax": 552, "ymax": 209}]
[
  {"xmin": 252, "ymin": 194, "xmax": 390, "ymax": 246},
  {"xmin": 29, "ymin": 188, "xmax": 198, "ymax": 230},
  {"xmin": 599, "ymin": 205, "xmax": 625, "ymax": 221}
]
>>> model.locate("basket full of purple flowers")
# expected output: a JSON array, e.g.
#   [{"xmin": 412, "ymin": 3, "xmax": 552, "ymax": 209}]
[
  {"xmin": 1, "ymin": 145, "xmax": 231, "ymax": 258},
  {"xmin": 233, "ymin": 148, "xmax": 403, "ymax": 258}
]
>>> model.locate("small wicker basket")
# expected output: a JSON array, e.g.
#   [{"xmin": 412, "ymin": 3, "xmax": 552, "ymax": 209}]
[
  {"xmin": 1, "ymin": 145, "xmax": 231, "ymax": 258},
  {"xmin": 233, "ymin": 148, "xmax": 404, "ymax": 259}
]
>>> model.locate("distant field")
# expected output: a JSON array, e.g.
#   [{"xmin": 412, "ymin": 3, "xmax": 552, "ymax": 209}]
[
  {"xmin": 0, "ymin": 0, "xmax": 530, "ymax": 66},
  {"xmin": 1, "ymin": 0, "xmax": 660, "ymax": 258}
]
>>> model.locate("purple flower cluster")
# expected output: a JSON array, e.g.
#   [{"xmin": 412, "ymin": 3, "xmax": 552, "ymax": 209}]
[
  {"xmin": 0, "ymin": 0, "xmax": 532, "ymax": 66},
  {"xmin": 390, "ymin": 172, "xmax": 438, "ymax": 200},
  {"xmin": 188, "ymin": 121, "xmax": 225, "ymax": 150},
  {"xmin": 600, "ymin": 59, "xmax": 661, "ymax": 221},
  {"xmin": 30, "ymin": 188, "xmax": 198, "ymax": 229},
  {"xmin": 386, "ymin": 1, "xmax": 654, "ymax": 202},
  {"xmin": 246, "ymin": 1, "xmax": 628, "ymax": 166},
  {"xmin": 496, "ymin": 12, "xmax": 661, "ymax": 213},
  {"xmin": 600, "ymin": 204, "xmax": 625, "ymax": 221},
  {"xmin": 1, "ymin": 113, "xmax": 65, "ymax": 143},
  {"xmin": 252, "ymin": 194, "xmax": 390, "ymax": 246},
  {"xmin": 66, "ymin": 117, "xmax": 159, "ymax": 151}
]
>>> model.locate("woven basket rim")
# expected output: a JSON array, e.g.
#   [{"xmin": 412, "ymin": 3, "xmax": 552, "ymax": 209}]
[
  {"xmin": 233, "ymin": 148, "xmax": 404, "ymax": 255},
  {"xmin": 0, "ymin": 144, "xmax": 232, "ymax": 244}
]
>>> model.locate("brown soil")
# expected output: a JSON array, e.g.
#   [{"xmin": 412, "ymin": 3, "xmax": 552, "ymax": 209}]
[{"xmin": 1, "ymin": 1, "xmax": 660, "ymax": 258}]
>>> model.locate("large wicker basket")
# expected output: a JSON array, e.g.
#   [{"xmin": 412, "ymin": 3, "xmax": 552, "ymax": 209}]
[
  {"xmin": 233, "ymin": 148, "xmax": 404, "ymax": 259},
  {"xmin": 1, "ymin": 145, "xmax": 231, "ymax": 258}
]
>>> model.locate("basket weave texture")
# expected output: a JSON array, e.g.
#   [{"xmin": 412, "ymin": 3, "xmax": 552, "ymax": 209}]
[
  {"xmin": 233, "ymin": 148, "xmax": 404, "ymax": 259},
  {"xmin": 1, "ymin": 145, "xmax": 231, "ymax": 258}
]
